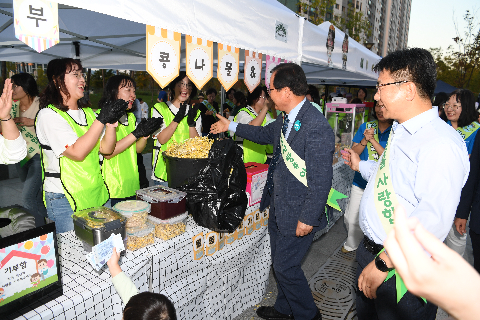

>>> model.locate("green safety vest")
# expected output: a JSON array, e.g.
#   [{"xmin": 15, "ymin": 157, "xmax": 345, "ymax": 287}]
[
  {"xmin": 101, "ymin": 112, "xmax": 139, "ymax": 198},
  {"xmin": 234, "ymin": 107, "xmax": 267, "ymax": 164},
  {"xmin": 38, "ymin": 105, "xmax": 109, "ymax": 212},
  {"xmin": 151, "ymin": 102, "xmax": 201, "ymax": 181}
]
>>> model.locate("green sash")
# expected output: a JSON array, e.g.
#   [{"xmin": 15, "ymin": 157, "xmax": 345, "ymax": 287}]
[
  {"xmin": 202, "ymin": 100, "xmax": 217, "ymax": 119},
  {"xmin": 365, "ymin": 121, "xmax": 380, "ymax": 161},
  {"xmin": 279, "ymin": 123, "xmax": 347, "ymax": 210},
  {"xmin": 374, "ymin": 132, "xmax": 426, "ymax": 304},
  {"xmin": 225, "ymin": 99, "xmax": 235, "ymax": 110},
  {"xmin": 456, "ymin": 121, "xmax": 480, "ymax": 140},
  {"xmin": 11, "ymin": 99, "xmax": 41, "ymax": 166}
]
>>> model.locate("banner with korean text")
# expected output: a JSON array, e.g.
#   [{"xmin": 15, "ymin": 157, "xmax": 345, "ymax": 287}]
[
  {"xmin": 186, "ymin": 35, "xmax": 213, "ymax": 90},
  {"xmin": 13, "ymin": 0, "xmax": 59, "ymax": 53},
  {"xmin": 243, "ymin": 51, "xmax": 262, "ymax": 93},
  {"xmin": 265, "ymin": 55, "xmax": 282, "ymax": 89},
  {"xmin": 217, "ymin": 43, "xmax": 239, "ymax": 92},
  {"xmin": 146, "ymin": 25, "xmax": 181, "ymax": 88}
]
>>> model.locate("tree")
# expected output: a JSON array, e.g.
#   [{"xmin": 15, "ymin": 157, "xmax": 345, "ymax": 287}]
[
  {"xmin": 90, "ymin": 69, "xmax": 115, "ymax": 90},
  {"xmin": 330, "ymin": 1, "xmax": 372, "ymax": 43},
  {"xmin": 298, "ymin": 0, "xmax": 336, "ymax": 25}
]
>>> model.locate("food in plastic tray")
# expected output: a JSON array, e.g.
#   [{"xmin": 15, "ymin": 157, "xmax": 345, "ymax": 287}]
[
  {"xmin": 113, "ymin": 200, "xmax": 151, "ymax": 228},
  {"xmin": 164, "ymin": 136, "xmax": 214, "ymax": 158},
  {"xmin": 73, "ymin": 207, "xmax": 125, "ymax": 229},
  {"xmin": 136, "ymin": 186, "xmax": 186, "ymax": 204},
  {"xmin": 148, "ymin": 213, "xmax": 188, "ymax": 241},
  {"xmin": 125, "ymin": 222, "xmax": 155, "ymax": 251}
]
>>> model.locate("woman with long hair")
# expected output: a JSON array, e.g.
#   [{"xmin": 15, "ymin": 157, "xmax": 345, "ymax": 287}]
[
  {"xmin": 35, "ymin": 58, "xmax": 126, "ymax": 233},
  {"xmin": 151, "ymin": 71, "xmax": 201, "ymax": 186},
  {"xmin": 99, "ymin": 75, "xmax": 162, "ymax": 206}
]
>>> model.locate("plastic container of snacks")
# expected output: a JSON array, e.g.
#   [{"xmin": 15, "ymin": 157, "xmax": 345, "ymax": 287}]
[
  {"xmin": 125, "ymin": 221, "xmax": 155, "ymax": 251},
  {"xmin": 148, "ymin": 212, "xmax": 188, "ymax": 240},
  {"xmin": 113, "ymin": 200, "xmax": 151, "ymax": 228}
]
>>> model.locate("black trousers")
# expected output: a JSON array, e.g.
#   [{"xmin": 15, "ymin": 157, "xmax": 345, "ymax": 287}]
[
  {"xmin": 355, "ymin": 239, "xmax": 438, "ymax": 320},
  {"xmin": 470, "ymin": 229, "xmax": 480, "ymax": 274}
]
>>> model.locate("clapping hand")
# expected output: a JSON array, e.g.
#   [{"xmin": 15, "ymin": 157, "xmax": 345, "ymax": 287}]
[
  {"xmin": 363, "ymin": 128, "xmax": 375, "ymax": 142},
  {"xmin": 0, "ymin": 79, "xmax": 13, "ymax": 120},
  {"xmin": 173, "ymin": 102, "xmax": 187, "ymax": 123},
  {"xmin": 97, "ymin": 99, "xmax": 129, "ymax": 125},
  {"xmin": 132, "ymin": 118, "xmax": 163, "ymax": 139}
]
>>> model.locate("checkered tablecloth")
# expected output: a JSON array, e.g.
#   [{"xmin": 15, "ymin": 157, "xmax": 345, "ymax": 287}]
[{"xmin": 10, "ymin": 204, "xmax": 271, "ymax": 320}]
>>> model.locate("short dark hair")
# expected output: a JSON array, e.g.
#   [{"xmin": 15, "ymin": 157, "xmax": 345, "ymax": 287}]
[
  {"xmin": 449, "ymin": 89, "xmax": 477, "ymax": 128},
  {"xmin": 374, "ymin": 48, "xmax": 436, "ymax": 100},
  {"xmin": 233, "ymin": 91, "xmax": 246, "ymax": 106},
  {"xmin": 206, "ymin": 88, "xmax": 217, "ymax": 96},
  {"xmin": 39, "ymin": 58, "xmax": 87, "ymax": 111},
  {"xmin": 306, "ymin": 85, "xmax": 320, "ymax": 104},
  {"xmin": 98, "ymin": 75, "xmax": 136, "ymax": 110},
  {"xmin": 124, "ymin": 292, "xmax": 177, "ymax": 320},
  {"xmin": 11, "ymin": 73, "xmax": 39, "ymax": 100},
  {"xmin": 271, "ymin": 63, "xmax": 308, "ymax": 96},
  {"xmin": 138, "ymin": 97, "xmax": 143, "ymax": 102},
  {"xmin": 167, "ymin": 71, "xmax": 197, "ymax": 101},
  {"xmin": 226, "ymin": 88, "xmax": 236, "ymax": 96},
  {"xmin": 247, "ymin": 86, "xmax": 264, "ymax": 106}
]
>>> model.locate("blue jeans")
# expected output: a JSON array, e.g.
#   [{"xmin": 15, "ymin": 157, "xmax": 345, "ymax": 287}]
[
  {"xmin": 16, "ymin": 154, "xmax": 47, "ymax": 227},
  {"xmin": 45, "ymin": 192, "xmax": 74, "ymax": 233}
]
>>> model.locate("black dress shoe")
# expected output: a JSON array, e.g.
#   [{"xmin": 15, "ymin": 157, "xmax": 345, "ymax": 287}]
[
  {"xmin": 256, "ymin": 306, "xmax": 293, "ymax": 320},
  {"xmin": 311, "ymin": 308, "xmax": 322, "ymax": 320}
]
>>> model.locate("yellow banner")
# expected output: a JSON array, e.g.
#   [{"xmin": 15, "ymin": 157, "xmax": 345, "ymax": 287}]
[
  {"xmin": 244, "ymin": 50, "xmax": 262, "ymax": 93},
  {"xmin": 14, "ymin": 0, "xmax": 59, "ymax": 53},
  {"xmin": 146, "ymin": 26, "xmax": 181, "ymax": 88},
  {"xmin": 217, "ymin": 43, "xmax": 239, "ymax": 92},
  {"xmin": 186, "ymin": 35, "xmax": 213, "ymax": 90}
]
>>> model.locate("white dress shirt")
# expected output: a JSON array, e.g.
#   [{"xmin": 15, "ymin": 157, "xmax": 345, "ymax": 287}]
[{"xmin": 358, "ymin": 108, "xmax": 470, "ymax": 244}]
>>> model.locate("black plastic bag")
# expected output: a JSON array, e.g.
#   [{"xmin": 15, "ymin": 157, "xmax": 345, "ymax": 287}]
[{"xmin": 177, "ymin": 139, "xmax": 247, "ymax": 232}]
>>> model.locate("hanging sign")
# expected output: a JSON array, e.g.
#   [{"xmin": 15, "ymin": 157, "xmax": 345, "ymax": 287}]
[
  {"xmin": 217, "ymin": 43, "xmax": 239, "ymax": 92},
  {"xmin": 146, "ymin": 26, "xmax": 181, "ymax": 88},
  {"xmin": 13, "ymin": 0, "xmax": 59, "ymax": 53},
  {"xmin": 186, "ymin": 35, "xmax": 213, "ymax": 89},
  {"xmin": 243, "ymin": 50, "xmax": 262, "ymax": 93},
  {"xmin": 265, "ymin": 55, "xmax": 282, "ymax": 89}
]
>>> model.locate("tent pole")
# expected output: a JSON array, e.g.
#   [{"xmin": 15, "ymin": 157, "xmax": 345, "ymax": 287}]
[{"xmin": 220, "ymin": 86, "xmax": 225, "ymax": 138}]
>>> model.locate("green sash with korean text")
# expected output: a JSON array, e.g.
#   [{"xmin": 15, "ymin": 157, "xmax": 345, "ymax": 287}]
[
  {"xmin": 225, "ymin": 99, "xmax": 235, "ymax": 110},
  {"xmin": 365, "ymin": 121, "xmax": 380, "ymax": 161},
  {"xmin": 279, "ymin": 131, "xmax": 347, "ymax": 211},
  {"xmin": 11, "ymin": 99, "xmax": 41, "ymax": 166},
  {"xmin": 456, "ymin": 121, "xmax": 480, "ymax": 140},
  {"xmin": 374, "ymin": 132, "xmax": 426, "ymax": 304},
  {"xmin": 202, "ymin": 100, "xmax": 217, "ymax": 119}
]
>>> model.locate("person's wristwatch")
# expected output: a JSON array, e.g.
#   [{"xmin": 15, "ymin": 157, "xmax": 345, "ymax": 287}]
[{"xmin": 375, "ymin": 255, "xmax": 395, "ymax": 272}]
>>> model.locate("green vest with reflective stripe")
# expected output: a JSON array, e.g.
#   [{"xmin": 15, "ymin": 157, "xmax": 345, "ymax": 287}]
[
  {"xmin": 151, "ymin": 102, "xmax": 201, "ymax": 181},
  {"xmin": 41, "ymin": 105, "xmax": 109, "ymax": 212},
  {"xmin": 102, "ymin": 112, "xmax": 139, "ymax": 198},
  {"xmin": 234, "ymin": 107, "xmax": 267, "ymax": 164}
]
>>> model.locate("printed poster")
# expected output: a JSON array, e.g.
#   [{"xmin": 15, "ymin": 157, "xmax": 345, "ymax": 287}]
[
  {"xmin": 146, "ymin": 26, "xmax": 181, "ymax": 88},
  {"xmin": 13, "ymin": 0, "xmax": 59, "ymax": 53}
]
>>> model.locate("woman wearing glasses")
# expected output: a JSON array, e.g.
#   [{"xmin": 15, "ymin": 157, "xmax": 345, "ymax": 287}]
[
  {"xmin": 151, "ymin": 71, "xmax": 201, "ymax": 186},
  {"xmin": 35, "ymin": 58, "xmax": 127, "ymax": 233},
  {"xmin": 443, "ymin": 89, "xmax": 479, "ymax": 256},
  {"xmin": 233, "ymin": 86, "xmax": 272, "ymax": 164}
]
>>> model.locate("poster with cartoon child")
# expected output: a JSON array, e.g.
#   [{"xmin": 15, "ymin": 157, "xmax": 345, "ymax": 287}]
[{"xmin": 0, "ymin": 232, "xmax": 58, "ymax": 306}]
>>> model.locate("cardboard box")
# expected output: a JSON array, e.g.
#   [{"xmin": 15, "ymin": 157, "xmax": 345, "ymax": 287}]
[{"xmin": 245, "ymin": 162, "xmax": 269, "ymax": 207}]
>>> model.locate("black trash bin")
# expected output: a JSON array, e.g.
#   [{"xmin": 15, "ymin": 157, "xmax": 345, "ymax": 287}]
[{"xmin": 162, "ymin": 152, "xmax": 210, "ymax": 189}]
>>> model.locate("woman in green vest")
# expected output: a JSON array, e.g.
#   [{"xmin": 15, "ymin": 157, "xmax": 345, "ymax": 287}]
[
  {"xmin": 99, "ymin": 75, "xmax": 162, "ymax": 206},
  {"xmin": 233, "ymin": 86, "xmax": 272, "ymax": 164},
  {"xmin": 35, "ymin": 58, "xmax": 127, "ymax": 233},
  {"xmin": 151, "ymin": 71, "xmax": 202, "ymax": 186}
]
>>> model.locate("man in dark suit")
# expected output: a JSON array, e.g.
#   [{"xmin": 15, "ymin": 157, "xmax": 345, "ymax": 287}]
[{"xmin": 211, "ymin": 63, "xmax": 334, "ymax": 320}]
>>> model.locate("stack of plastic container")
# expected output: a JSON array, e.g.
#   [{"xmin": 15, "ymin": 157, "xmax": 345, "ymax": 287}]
[{"xmin": 113, "ymin": 200, "xmax": 155, "ymax": 251}]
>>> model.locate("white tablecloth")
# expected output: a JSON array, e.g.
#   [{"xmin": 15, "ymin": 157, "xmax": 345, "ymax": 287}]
[{"xmin": 10, "ymin": 203, "xmax": 271, "ymax": 320}]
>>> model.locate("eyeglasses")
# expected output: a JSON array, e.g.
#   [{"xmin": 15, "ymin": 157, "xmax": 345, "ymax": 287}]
[
  {"xmin": 444, "ymin": 103, "xmax": 461, "ymax": 111},
  {"xmin": 375, "ymin": 80, "xmax": 410, "ymax": 91},
  {"xmin": 69, "ymin": 72, "xmax": 86, "ymax": 80},
  {"xmin": 267, "ymin": 87, "xmax": 282, "ymax": 94},
  {"xmin": 177, "ymin": 82, "xmax": 193, "ymax": 89},
  {"xmin": 260, "ymin": 95, "xmax": 266, "ymax": 99}
]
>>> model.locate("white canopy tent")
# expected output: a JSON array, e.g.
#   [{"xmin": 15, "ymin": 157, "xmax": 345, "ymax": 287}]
[{"xmin": 0, "ymin": 0, "xmax": 380, "ymax": 86}]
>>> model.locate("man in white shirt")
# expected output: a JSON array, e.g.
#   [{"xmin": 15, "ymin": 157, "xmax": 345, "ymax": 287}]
[{"xmin": 342, "ymin": 48, "xmax": 469, "ymax": 320}]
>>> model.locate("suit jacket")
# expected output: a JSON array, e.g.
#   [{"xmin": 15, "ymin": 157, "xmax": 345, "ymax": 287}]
[
  {"xmin": 236, "ymin": 100, "xmax": 334, "ymax": 235},
  {"xmin": 456, "ymin": 134, "xmax": 480, "ymax": 234}
]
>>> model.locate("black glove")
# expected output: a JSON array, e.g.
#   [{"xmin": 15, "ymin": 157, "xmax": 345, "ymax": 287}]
[
  {"xmin": 131, "ymin": 118, "xmax": 163, "ymax": 139},
  {"xmin": 172, "ymin": 102, "xmax": 187, "ymax": 123},
  {"xmin": 97, "ymin": 99, "xmax": 129, "ymax": 125},
  {"xmin": 187, "ymin": 104, "xmax": 200, "ymax": 127}
]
